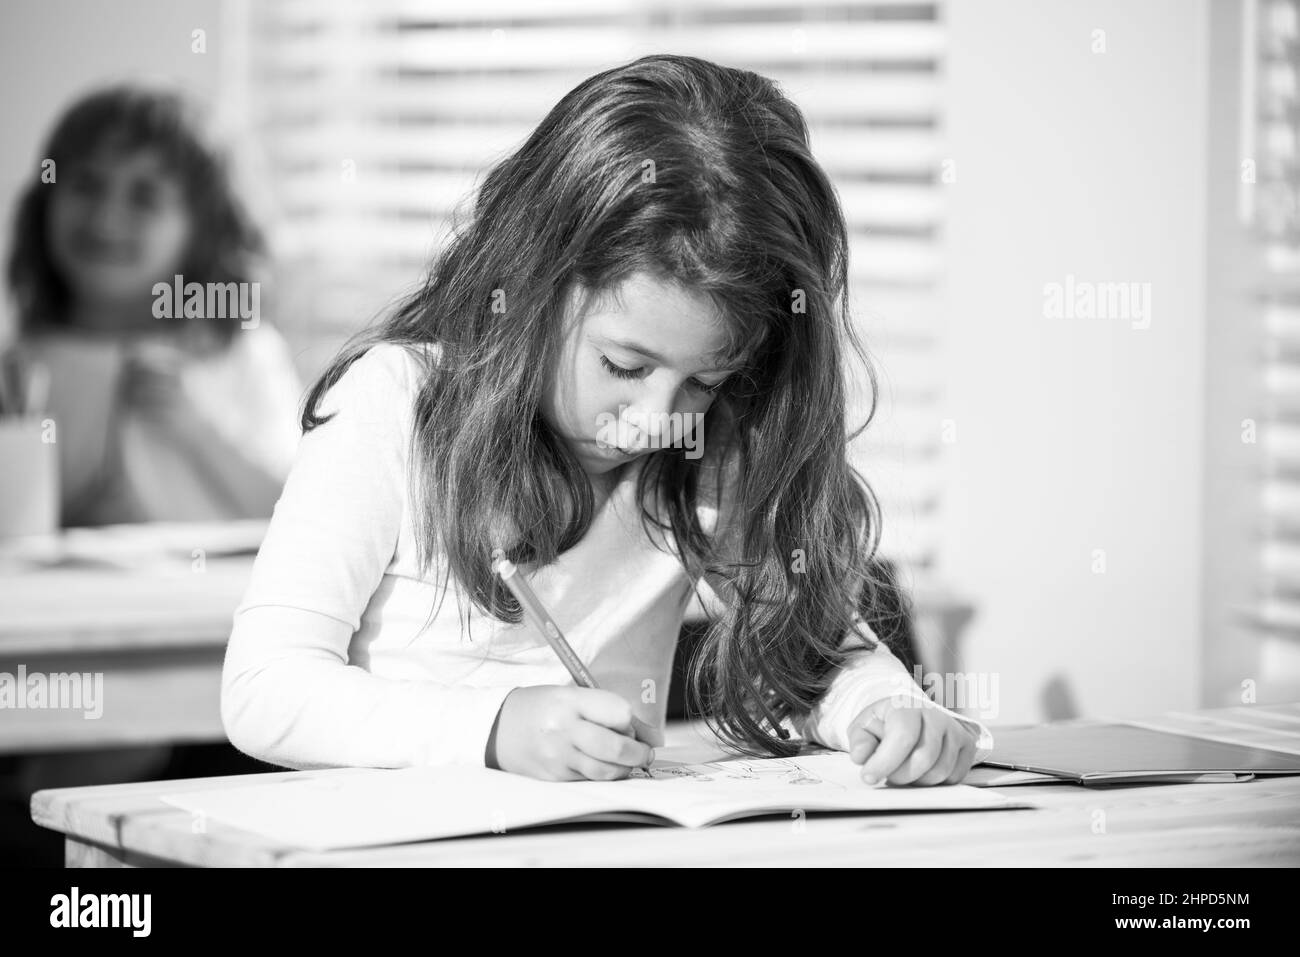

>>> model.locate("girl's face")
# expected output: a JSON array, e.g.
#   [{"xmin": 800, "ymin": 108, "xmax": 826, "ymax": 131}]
[
  {"xmin": 543, "ymin": 272, "xmax": 741, "ymax": 477},
  {"xmin": 47, "ymin": 146, "xmax": 193, "ymax": 311}
]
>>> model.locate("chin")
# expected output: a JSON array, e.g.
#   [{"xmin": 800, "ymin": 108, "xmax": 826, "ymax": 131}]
[
  {"xmin": 576, "ymin": 453, "xmax": 623, "ymax": 476},
  {"xmin": 570, "ymin": 444, "xmax": 633, "ymax": 475}
]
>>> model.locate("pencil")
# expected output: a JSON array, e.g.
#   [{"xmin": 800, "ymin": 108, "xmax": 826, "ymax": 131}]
[{"xmin": 490, "ymin": 548, "xmax": 663, "ymax": 753}]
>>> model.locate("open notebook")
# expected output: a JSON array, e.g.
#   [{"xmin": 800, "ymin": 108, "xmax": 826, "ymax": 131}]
[{"xmin": 161, "ymin": 752, "xmax": 1030, "ymax": 852}]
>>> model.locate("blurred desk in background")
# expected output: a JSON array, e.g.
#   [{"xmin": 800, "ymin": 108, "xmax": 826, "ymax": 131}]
[
  {"xmin": 1, "ymin": 522, "xmax": 980, "ymax": 754},
  {"xmin": 0, "ymin": 522, "xmax": 264, "ymax": 755}
]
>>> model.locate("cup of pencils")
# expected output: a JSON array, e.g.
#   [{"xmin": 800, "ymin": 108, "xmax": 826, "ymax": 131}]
[{"xmin": 0, "ymin": 351, "xmax": 58, "ymax": 540}]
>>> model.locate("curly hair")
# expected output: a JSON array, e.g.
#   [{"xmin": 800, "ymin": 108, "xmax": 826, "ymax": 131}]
[{"xmin": 6, "ymin": 84, "xmax": 264, "ymax": 344}]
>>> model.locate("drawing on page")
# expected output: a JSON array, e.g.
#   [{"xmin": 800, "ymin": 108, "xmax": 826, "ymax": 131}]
[{"xmin": 628, "ymin": 757, "xmax": 838, "ymax": 787}]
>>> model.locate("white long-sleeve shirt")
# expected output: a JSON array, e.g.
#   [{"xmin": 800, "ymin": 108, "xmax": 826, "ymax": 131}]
[
  {"xmin": 221, "ymin": 343, "xmax": 993, "ymax": 771},
  {"xmin": 25, "ymin": 324, "xmax": 302, "ymax": 526}
]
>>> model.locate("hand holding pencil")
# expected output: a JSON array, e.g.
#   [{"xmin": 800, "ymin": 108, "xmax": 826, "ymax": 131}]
[
  {"xmin": 486, "ymin": 685, "xmax": 657, "ymax": 782},
  {"xmin": 485, "ymin": 549, "xmax": 660, "ymax": 782}
]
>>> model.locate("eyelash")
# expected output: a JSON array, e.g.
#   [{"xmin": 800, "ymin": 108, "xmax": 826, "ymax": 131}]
[{"xmin": 600, "ymin": 355, "xmax": 725, "ymax": 394}]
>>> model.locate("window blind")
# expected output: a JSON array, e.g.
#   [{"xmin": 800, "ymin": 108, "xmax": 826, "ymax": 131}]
[
  {"xmin": 1255, "ymin": 0, "xmax": 1300, "ymax": 644},
  {"xmin": 241, "ymin": 0, "xmax": 951, "ymax": 571},
  {"xmin": 1262, "ymin": 292, "xmax": 1300, "ymax": 639}
]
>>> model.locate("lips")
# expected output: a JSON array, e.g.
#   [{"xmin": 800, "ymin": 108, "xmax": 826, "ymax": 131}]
[
  {"xmin": 581, "ymin": 438, "xmax": 639, "ymax": 458},
  {"xmin": 599, "ymin": 443, "xmax": 637, "ymax": 457}
]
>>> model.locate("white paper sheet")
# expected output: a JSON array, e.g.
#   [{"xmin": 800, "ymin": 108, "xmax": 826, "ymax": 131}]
[{"xmin": 161, "ymin": 753, "xmax": 1029, "ymax": 851}]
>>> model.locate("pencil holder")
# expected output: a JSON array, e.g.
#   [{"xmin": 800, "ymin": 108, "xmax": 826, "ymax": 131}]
[{"xmin": 0, "ymin": 414, "xmax": 60, "ymax": 539}]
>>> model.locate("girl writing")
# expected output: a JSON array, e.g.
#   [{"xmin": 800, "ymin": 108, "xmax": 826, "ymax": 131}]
[{"xmin": 222, "ymin": 55, "xmax": 993, "ymax": 785}]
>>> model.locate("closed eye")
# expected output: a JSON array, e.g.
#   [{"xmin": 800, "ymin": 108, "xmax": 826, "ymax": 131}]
[
  {"xmin": 602, "ymin": 355, "xmax": 727, "ymax": 394},
  {"xmin": 689, "ymin": 377, "xmax": 726, "ymax": 395},
  {"xmin": 600, "ymin": 355, "xmax": 645, "ymax": 380}
]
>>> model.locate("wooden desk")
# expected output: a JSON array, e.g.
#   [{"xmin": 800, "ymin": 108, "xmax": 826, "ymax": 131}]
[
  {"xmin": 0, "ymin": 524, "xmax": 258, "ymax": 754},
  {"xmin": 30, "ymin": 709, "xmax": 1300, "ymax": 867}
]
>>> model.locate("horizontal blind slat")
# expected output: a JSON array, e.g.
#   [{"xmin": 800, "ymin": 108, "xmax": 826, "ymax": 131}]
[
  {"xmin": 268, "ymin": 0, "xmax": 937, "ymax": 23},
  {"xmin": 262, "ymin": 25, "xmax": 944, "ymax": 70},
  {"xmin": 258, "ymin": 74, "xmax": 941, "ymax": 122}
]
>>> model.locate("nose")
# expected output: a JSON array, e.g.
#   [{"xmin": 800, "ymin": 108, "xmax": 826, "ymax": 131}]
[
  {"xmin": 85, "ymin": 192, "xmax": 130, "ymax": 239},
  {"xmin": 621, "ymin": 388, "xmax": 685, "ymax": 452},
  {"xmin": 619, "ymin": 413, "xmax": 652, "ymax": 452}
]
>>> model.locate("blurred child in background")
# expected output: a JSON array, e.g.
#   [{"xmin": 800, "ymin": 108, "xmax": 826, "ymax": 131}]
[
  {"xmin": 4, "ymin": 84, "xmax": 302, "ymax": 526},
  {"xmin": 0, "ymin": 86, "xmax": 301, "ymax": 863}
]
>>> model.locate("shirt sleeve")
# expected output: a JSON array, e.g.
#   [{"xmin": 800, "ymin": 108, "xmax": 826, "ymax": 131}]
[
  {"xmin": 226, "ymin": 324, "xmax": 305, "ymax": 480},
  {"xmin": 220, "ymin": 344, "xmax": 516, "ymax": 771},
  {"xmin": 789, "ymin": 618, "xmax": 995, "ymax": 764}
]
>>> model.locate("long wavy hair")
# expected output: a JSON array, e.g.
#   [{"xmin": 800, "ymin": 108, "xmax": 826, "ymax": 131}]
[
  {"xmin": 6, "ymin": 84, "xmax": 264, "ymax": 343},
  {"xmin": 304, "ymin": 54, "xmax": 905, "ymax": 757}
]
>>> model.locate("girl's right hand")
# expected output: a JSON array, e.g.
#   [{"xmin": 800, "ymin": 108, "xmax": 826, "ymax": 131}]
[
  {"xmin": 120, "ymin": 345, "xmax": 188, "ymax": 424},
  {"xmin": 487, "ymin": 685, "xmax": 655, "ymax": 781}
]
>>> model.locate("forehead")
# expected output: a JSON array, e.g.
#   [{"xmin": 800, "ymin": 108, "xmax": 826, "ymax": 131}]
[
  {"xmin": 70, "ymin": 143, "xmax": 176, "ymax": 180},
  {"xmin": 576, "ymin": 273, "xmax": 735, "ymax": 365}
]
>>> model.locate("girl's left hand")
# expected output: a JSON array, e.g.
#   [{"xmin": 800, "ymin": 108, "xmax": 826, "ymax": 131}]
[{"xmin": 847, "ymin": 695, "xmax": 980, "ymax": 787}]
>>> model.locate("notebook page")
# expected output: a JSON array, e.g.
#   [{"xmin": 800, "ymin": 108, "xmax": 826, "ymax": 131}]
[
  {"xmin": 572, "ymin": 753, "xmax": 1025, "ymax": 827},
  {"xmin": 162, "ymin": 754, "xmax": 1027, "ymax": 850},
  {"xmin": 162, "ymin": 766, "xmax": 621, "ymax": 851}
]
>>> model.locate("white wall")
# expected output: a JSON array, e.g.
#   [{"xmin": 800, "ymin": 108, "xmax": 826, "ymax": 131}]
[
  {"xmin": 0, "ymin": 0, "xmax": 225, "ymax": 340},
  {"xmin": 940, "ymin": 0, "xmax": 1208, "ymax": 723}
]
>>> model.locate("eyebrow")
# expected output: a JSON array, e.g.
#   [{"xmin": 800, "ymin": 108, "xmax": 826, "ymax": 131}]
[{"xmin": 598, "ymin": 335, "xmax": 744, "ymax": 376}]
